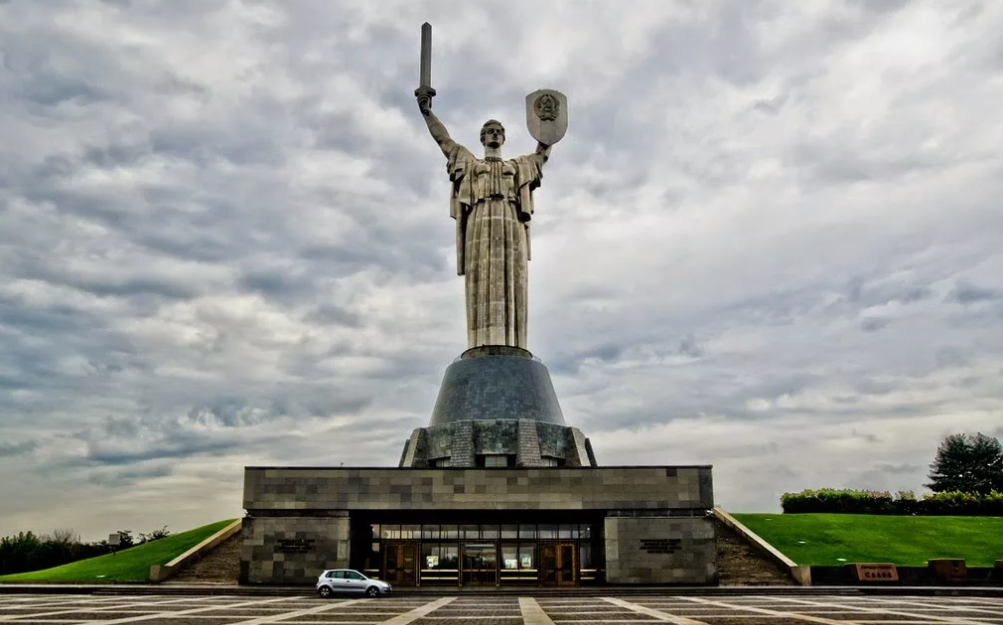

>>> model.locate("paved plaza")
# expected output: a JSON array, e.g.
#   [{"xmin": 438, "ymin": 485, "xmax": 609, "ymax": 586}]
[{"xmin": 1, "ymin": 594, "xmax": 1002, "ymax": 625}]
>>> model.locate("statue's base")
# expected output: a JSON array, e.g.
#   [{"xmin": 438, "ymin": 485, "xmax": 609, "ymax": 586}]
[
  {"xmin": 432, "ymin": 345, "xmax": 564, "ymax": 426},
  {"xmin": 398, "ymin": 346, "xmax": 597, "ymax": 468}
]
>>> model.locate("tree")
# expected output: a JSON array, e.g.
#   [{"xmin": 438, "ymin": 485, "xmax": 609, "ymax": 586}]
[
  {"xmin": 115, "ymin": 530, "xmax": 134, "ymax": 549},
  {"xmin": 926, "ymin": 433, "xmax": 1003, "ymax": 494},
  {"xmin": 138, "ymin": 526, "xmax": 170, "ymax": 544}
]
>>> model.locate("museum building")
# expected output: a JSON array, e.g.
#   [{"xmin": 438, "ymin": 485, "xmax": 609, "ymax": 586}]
[{"xmin": 240, "ymin": 347, "xmax": 718, "ymax": 587}]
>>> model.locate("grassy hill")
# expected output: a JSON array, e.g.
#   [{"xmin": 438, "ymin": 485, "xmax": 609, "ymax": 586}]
[
  {"xmin": 0, "ymin": 519, "xmax": 236, "ymax": 583},
  {"xmin": 732, "ymin": 513, "xmax": 1003, "ymax": 567}
]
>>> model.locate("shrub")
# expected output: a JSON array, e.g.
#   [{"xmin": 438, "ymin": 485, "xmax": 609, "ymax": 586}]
[{"xmin": 780, "ymin": 488, "xmax": 1003, "ymax": 515}]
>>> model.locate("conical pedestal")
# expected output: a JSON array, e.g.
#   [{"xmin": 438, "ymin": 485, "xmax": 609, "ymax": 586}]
[{"xmin": 399, "ymin": 346, "xmax": 596, "ymax": 468}]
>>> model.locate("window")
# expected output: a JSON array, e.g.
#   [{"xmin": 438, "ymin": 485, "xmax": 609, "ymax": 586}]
[
  {"xmin": 401, "ymin": 524, "xmax": 421, "ymax": 539},
  {"xmin": 540, "ymin": 457, "xmax": 559, "ymax": 467},
  {"xmin": 519, "ymin": 544, "xmax": 535, "ymax": 570},
  {"xmin": 333, "ymin": 570, "xmax": 347, "ymax": 579},
  {"xmin": 460, "ymin": 524, "xmax": 479, "ymax": 539},
  {"xmin": 559, "ymin": 524, "xmax": 578, "ymax": 539},
  {"xmin": 580, "ymin": 524, "xmax": 592, "ymax": 539},
  {"xmin": 433, "ymin": 457, "xmax": 451, "ymax": 467},
  {"xmin": 579, "ymin": 544, "xmax": 593, "ymax": 569},
  {"xmin": 481, "ymin": 455, "xmax": 510, "ymax": 467},
  {"xmin": 370, "ymin": 524, "xmax": 380, "ymax": 540},
  {"xmin": 538, "ymin": 524, "xmax": 558, "ymax": 539},
  {"xmin": 381, "ymin": 525, "xmax": 400, "ymax": 540},
  {"xmin": 440, "ymin": 544, "xmax": 459, "ymax": 569},
  {"xmin": 347, "ymin": 571, "xmax": 364, "ymax": 580},
  {"xmin": 519, "ymin": 524, "xmax": 536, "ymax": 539},
  {"xmin": 481, "ymin": 525, "xmax": 499, "ymax": 539},
  {"xmin": 501, "ymin": 525, "xmax": 518, "ymax": 540},
  {"xmin": 422, "ymin": 524, "xmax": 440, "ymax": 540},
  {"xmin": 422, "ymin": 543, "xmax": 440, "ymax": 569},
  {"xmin": 501, "ymin": 545, "xmax": 518, "ymax": 570},
  {"xmin": 325, "ymin": 571, "xmax": 338, "ymax": 578},
  {"xmin": 442, "ymin": 525, "xmax": 459, "ymax": 540}
]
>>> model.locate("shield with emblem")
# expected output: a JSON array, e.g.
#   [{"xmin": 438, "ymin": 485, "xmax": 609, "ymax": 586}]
[{"xmin": 526, "ymin": 89, "xmax": 568, "ymax": 145}]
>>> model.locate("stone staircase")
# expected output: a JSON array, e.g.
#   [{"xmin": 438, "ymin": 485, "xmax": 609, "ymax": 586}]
[
  {"xmin": 714, "ymin": 517, "xmax": 795, "ymax": 586},
  {"xmin": 169, "ymin": 534, "xmax": 241, "ymax": 584}
]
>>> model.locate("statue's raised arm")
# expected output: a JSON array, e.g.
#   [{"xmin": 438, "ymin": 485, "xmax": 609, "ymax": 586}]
[{"xmin": 417, "ymin": 94, "xmax": 459, "ymax": 159}]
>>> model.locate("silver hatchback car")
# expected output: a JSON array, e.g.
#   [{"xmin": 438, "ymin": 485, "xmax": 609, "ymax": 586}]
[{"xmin": 316, "ymin": 569, "xmax": 391, "ymax": 598}]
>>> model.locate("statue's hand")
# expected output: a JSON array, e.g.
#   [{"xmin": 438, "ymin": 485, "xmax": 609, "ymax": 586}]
[{"xmin": 417, "ymin": 93, "xmax": 432, "ymax": 116}]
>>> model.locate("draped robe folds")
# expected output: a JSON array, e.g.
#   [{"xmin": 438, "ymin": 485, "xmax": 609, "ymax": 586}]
[{"xmin": 446, "ymin": 144, "xmax": 545, "ymax": 349}]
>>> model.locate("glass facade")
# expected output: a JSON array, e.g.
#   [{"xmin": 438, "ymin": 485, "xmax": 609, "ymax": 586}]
[{"xmin": 363, "ymin": 522, "xmax": 597, "ymax": 587}]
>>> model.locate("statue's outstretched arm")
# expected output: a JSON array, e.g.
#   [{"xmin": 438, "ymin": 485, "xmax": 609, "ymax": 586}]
[
  {"xmin": 417, "ymin": 94, "xmax": 457, "ymax": 158},
  {"xmin": 534, "ymin": 141, "xmax": 552, "ymax": 162}
]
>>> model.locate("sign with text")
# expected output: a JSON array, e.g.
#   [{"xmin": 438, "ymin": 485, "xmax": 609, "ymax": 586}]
[{"xmin": 848, "ymin": 563, "xmax": 899, "ymax": 582}]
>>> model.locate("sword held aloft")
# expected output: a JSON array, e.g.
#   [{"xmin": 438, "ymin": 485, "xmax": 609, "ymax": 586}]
[{"xmin": 415, "ymin": 22, "xmax": 436, "ymax": 100}]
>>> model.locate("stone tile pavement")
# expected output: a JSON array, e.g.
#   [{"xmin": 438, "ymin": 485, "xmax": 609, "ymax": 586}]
[{"xmin": 0, "ymin": 593, "xmax": 1001, "ymax": 625}]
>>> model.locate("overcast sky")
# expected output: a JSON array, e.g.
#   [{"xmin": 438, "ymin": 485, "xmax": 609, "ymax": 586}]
[{"xmin": 1, "ymin": 0, "xmax": 1002, "ymax": 541}]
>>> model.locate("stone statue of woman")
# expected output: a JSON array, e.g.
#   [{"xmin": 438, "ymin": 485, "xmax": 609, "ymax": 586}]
[{"xmin": 416, "ymin": 92, "xmax": 552, "ymax": 351}]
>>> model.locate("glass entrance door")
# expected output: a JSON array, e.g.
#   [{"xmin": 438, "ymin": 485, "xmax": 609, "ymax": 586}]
[
  {"xmin": 383, "ymin": 541, "xmax": 418, "ymax": 586},
  {"xmin": 462, "ymin": 543, "xmax": 497, "ymax": 586},
  {"xmin": 540, "ymin": 542, "xmax": 577, "ymax": 586}
]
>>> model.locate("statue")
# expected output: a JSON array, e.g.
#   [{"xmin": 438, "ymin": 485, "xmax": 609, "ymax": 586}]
[{"xmin": 415, "ymin": 23, "xmax": 567, "ymax": 351}]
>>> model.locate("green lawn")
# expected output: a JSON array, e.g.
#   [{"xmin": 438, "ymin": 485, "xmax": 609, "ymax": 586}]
[
  {"xmin": 0, "ymin": 519, "xmax": 236, "ymax": 583},
  {"xmin": 732, "ymin": 513, "xmax": 1003, "ymax": 567}
]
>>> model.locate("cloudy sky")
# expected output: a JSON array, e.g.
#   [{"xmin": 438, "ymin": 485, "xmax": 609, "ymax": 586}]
[{"xmin": 1, "ymin": 0, "xmax": 1002, "ymax": 541}]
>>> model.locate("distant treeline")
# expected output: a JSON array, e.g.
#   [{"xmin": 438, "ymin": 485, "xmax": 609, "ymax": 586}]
[
  {"xmin": 0, "ymin": 527, "xmax": 169, "ymax": 576},
  {"xmin": 781, "ymin": 489, "xmax": 1003, "ymax": 515},
  {"xmin": 782, "ymin": 432, "xmax": 1003, "ymax": 516}
]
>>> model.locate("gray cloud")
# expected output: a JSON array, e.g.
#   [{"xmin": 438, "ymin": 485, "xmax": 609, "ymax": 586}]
[
  {"xmin": 0, "ymin": 440, "xmax": 38, "ymax": 458},
  {"xmin": 1, "ymin": 0, "xmax": 1002, "ymax": 538}
]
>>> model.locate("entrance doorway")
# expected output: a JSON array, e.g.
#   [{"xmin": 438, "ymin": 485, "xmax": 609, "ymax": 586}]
[
  {"xmin": 540, "ymin": 542, "xmax": 577, "ymax": 586},
  {"xmin": 462, "ymin": 543, "xmax": 497, "ymax": 585},
  {"xmin": 383, "ymin": 541, "xmax": 418, "ymax": 586}
]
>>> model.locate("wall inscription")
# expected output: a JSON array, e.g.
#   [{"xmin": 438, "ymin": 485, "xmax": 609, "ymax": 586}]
[
  {"xmin": 639, "ymin": 538, "xmax": 682, "ymax": 554},
  {"xmin": 277, "ymin": 538, "xmax": 316, "ymax": 554}
]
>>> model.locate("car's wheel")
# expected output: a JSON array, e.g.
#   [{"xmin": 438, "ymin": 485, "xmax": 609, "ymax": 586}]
[
  {"xmin": 317, "ymin": 585, "xmax": 333, "ymax": 599},
  {"xmin": 366, "ymin": 586, "xmax": 380, "ymax": 598}
]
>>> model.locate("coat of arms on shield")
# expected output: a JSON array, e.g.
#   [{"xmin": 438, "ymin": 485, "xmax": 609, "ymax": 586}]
[{"xmin": 526, "ymin": 89, "xmax": 568, "ymax": 146}]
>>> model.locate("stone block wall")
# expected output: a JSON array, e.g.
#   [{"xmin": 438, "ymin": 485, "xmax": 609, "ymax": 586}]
[
  {"xmin": 398, "ymin": 420, "xmax": 596, "ymax": 468},
  {"xmin": 604, "ymin": 516, "xmax": 717, "ymax": 584},
  {"xmin": 244, "ymin": 466, "xmax": 713, "ymax": 511},
  {"xmin": 240, "ymin": 515, "xmax": 350, "ymax": 584}
]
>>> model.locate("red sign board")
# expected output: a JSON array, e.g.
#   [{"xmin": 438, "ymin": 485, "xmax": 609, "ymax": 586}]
[{"xmin": 848, "ymin": 563, "xmax": 899, "ymax": 582}]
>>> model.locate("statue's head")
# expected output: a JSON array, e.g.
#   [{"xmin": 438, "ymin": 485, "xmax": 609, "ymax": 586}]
[{"xmin": 480, "ymin": 120, "xmax": 506, "ymax": 149}]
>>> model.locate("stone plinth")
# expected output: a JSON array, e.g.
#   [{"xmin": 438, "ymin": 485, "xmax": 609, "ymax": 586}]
[
  {"xmin": 430, "ymin": 346, "xmax": 565, "ymax": 426},
  {"xmin": 400, "ymin": 346, "xmax": 593, "ymax": 468}
]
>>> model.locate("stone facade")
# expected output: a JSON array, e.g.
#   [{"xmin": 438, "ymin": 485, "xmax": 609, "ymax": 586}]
[
  {"xmin": 241, "ymin": 465, "xmax": 716, "ymax": 586},
  {"xmin": 244, "ymin": 466, "xmax": 711, "ymax": 512},
  {"xmin": 400, "ymin": 420, "xmax": 596, "ymax": 469},
  {"xmin": 240, "ymin": 516, "xmax": 350, "ymax": 585},
  {"xmin": 604, "ymin": 516, "xmax": 717, "ymax": 584}
]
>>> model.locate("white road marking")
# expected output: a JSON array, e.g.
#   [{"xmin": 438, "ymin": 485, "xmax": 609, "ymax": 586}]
[
  {"xmin": 677, "ymin": 595, "xmax": 862, "ymax": 625},
  {"xmin": 224, "ymin": 598, "xmax": 380, "ymax": 625},
  {"xmin": 519, "ymin": 597, "xmax": 557, "ymax": 625},
  {"xmin": 775, "ymin": 596, "xmax": 1000, "ymax": 625},
  {"xmin": 70, "ymin": 595, "xmax": 300, "ymax": 624},
  {"xmin": 373, "ymin": 597, "xmax": 456, "ymax": 625},
  {"xmin": 842, "ymin": 598, "xmax": 1003, "ymax": 617},
  {"xmin": 601, "ymin": 598, "xmax": 708, "ymax": 625},
  {"xmin": 0, "ymin": 594, "xmax": 226, "ymax": 621}
]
